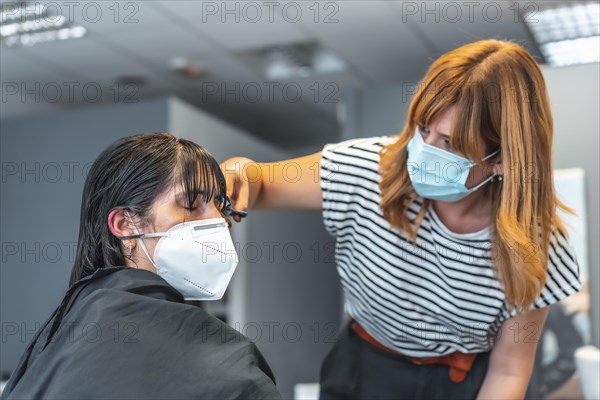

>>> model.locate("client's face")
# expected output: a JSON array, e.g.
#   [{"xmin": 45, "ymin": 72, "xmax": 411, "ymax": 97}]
[{"xmin": 129, "ymin": 183, "xmax": 231, "ymax": 272}]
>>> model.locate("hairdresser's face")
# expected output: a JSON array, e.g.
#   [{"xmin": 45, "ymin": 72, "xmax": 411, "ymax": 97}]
[
  {"xmin": 129, "ymin": 184, "xmax": 231, "ymax": 272},
  {"xmin": 419, "ymin": 105, "xmax": 497, "ymax": 189}
]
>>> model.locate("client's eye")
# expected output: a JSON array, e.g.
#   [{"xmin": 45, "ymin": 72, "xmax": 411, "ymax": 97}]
[
  {"xmin": 184, "ymin": 199, "xmax": 202, "ymax": 212},
  {"xmin": 418, "ymin": 126, "xmax": 430, "ymax": 135}
]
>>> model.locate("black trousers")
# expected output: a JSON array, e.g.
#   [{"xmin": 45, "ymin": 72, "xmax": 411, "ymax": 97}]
[{"xmin": 319, "ymin": 322, "xmax": 491, "ymax": 400}]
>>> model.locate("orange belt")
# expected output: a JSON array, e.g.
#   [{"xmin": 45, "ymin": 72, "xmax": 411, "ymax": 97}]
[{"xmin": 351, "ymin": 321, "xmax": 477, "ymax": 383}]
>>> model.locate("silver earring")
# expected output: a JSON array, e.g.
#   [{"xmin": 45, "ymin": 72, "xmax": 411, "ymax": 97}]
[{"xmin": 128, "ymin": 242, "xmax": 133, "ymax": 258}]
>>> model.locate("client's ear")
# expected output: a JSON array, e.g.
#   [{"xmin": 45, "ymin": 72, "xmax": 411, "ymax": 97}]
[{"xmin": 107, "ymin": 208, "xmax": 136, "ymax": 240}]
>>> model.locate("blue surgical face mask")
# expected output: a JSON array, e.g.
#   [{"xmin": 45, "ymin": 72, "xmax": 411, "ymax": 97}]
[{"xmin": 406, "ymin": 128, "xmax": 499, "ymax": 202}]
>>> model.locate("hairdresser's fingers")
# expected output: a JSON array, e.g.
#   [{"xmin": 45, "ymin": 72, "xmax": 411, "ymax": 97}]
[
  {"xmin": 221, "ymin": 161, "xmax": 241, "ymax": 201},
  {"xmin": 221, "ymin": 169, "xmax": 234, "ymax": 198},
  {"xmin": 220, "ymin": 159, "xmax": 250, "ymax": 214},
  {"xmin": 232, "ymin": 176, "xmax": 249, "ymax": 212}
]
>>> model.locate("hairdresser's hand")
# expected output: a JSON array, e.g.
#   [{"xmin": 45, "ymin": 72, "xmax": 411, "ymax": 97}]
[
  {"xmin": 221, "ymin": 152, "xmax": 322, "ymax": 218},
  {"xmin": 220, "ymin": 157, "xmax": 254, "ymax": 223}
]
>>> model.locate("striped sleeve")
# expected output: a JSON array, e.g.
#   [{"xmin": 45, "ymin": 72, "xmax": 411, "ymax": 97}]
[
  {"xmin": 320, "ymin": 142, "xmax": 341, "ymax": 236},
  {"xmin": 533, "ymin": 229, "xmax": 583, "ymax": 309},
  {"xmin": 320, "ymin": 137, "xmax": 384, "ymax": 236}
]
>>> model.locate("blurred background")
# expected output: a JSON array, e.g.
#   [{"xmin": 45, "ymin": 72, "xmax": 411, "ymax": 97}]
[{"xmin": 1, "ymin": 1, "xmax": 599, "ymax": 398}]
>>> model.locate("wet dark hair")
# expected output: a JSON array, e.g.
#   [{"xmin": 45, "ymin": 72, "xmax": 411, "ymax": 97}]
[{"xmin": 69, "ymin": 133, "xmax": 226, "ymax": 287}]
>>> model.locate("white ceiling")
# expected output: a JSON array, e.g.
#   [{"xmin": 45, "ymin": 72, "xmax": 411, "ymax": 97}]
[{"xmin": 0, "ymin": 0, "xmax": 544, "ymax": 148}]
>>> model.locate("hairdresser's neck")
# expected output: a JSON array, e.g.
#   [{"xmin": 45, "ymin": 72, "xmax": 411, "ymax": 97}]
[{"xmin": 432, "ymin": 191, "xmax": 492, "ymax": 231}]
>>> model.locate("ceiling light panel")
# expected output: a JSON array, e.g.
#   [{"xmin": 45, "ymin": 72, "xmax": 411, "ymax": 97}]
[{"xmin": 525, "ymin": 2, "xmax": 600, "ymax": 67}]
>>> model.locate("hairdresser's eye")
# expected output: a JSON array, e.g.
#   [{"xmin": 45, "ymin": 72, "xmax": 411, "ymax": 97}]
[
  {"xmin": 418, "ymin": 126, "xmax": 430, "ymax": 136},
  {"xmin": 443, "ymin": 139, "xmax": 457, "ymax": 152},
  {"xmin": 444, "ymin": 141, "xmax": 463, "ymax": 156}
]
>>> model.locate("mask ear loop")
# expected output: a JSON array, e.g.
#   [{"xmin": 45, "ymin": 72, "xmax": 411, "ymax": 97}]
[
  {"xmin": 469, "ymin": 149, "xmax": 501, "ymax": 189},
  {"xmin": 482, "ymin": 149, "xmax": 499, "ymax": 161},
  {"xmin": 469, "ymin": 173, "xmax": 496, "ymax": 191},
  {"xmin": 482, "ymin": 149, "xmax": 503, "ymax": 184},
  {"xmin": 124, "ymin": 211, "xmax": 158, "ymax": 270}
]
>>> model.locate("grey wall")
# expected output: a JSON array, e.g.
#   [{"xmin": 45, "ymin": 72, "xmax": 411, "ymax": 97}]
[
  {"xmin": 245, "ymin": 209, "xmax": 340, "ymax": 399},
  {"xmin": 168, "ymin": 96, "xmax": 287, "ymax": 162},
  {"xmin": 1, "ymin": 98, "xmax": 170, "ymax": 371},
  {"xmin": 338, "ymin": 81, "xmax": 414, "ymax": 140},
  {"xmin": 542, "ymin": 63, "xmax": 600, "ymax": 346},
  {"xmin": 339, "ymin": 63, "xmax": 600, "ymax": 347}
]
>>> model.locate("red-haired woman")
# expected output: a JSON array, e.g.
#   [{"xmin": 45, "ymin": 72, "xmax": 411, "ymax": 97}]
[{"xmin": 221, "ymin": 40, "xmax": 582, "ymax": 399}]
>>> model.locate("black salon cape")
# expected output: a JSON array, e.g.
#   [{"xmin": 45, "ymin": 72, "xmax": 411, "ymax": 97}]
[{"xmin": 1, "ymin": 266, "xmax": 282, "ymax": 400}]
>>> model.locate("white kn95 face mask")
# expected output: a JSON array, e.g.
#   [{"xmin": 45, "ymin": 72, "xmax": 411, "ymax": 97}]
[{"xmin": 121, "ymin": 216, "xmax": 239, "ymax": 301}]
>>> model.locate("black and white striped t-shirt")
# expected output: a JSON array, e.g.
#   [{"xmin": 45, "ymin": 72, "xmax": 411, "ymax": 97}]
[{"xmin": 320, "ymin": 136, "xmax": 583, "ymax": 357}]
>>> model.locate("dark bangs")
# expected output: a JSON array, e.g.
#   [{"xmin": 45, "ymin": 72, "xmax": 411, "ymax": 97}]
[{"xmin": 176, "ymin": 138, "xmax": 227, "ymax": 210}]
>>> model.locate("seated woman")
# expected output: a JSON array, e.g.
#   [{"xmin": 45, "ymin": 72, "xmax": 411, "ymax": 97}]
[{"xmin": 1, "ymin": 133, "xmax": 281, "ymax": 400}]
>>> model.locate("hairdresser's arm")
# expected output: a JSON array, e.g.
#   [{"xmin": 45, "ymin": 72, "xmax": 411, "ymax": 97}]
[
  {"xmin": 220, "ymin": 152, "xmax": 322, "ymax": 218},
  {"xmin": 476, "ymin": 307, "xmax": 549, "ymax": 399}
]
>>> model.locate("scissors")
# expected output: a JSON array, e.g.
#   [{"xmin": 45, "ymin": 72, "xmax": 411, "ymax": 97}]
[{"xmin": 224, "ymin": 196, "xmax": 248, "ymax": 219}]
